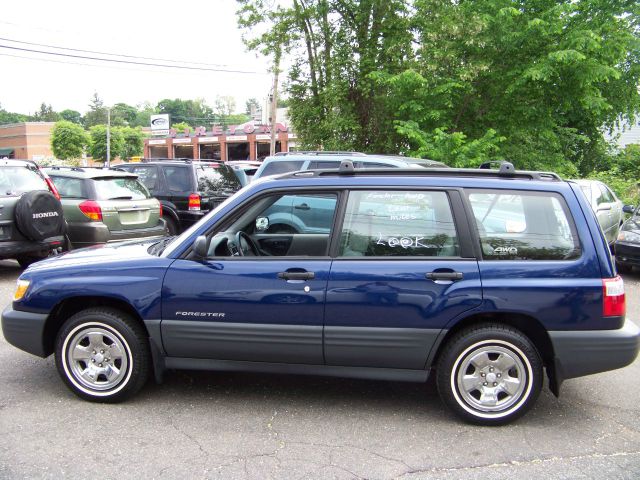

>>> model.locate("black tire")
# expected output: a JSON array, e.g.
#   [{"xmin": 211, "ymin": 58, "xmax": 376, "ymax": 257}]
[
  {"xmin": 16, "ymin": 252, "xmax": 49, "ymax": 268},
  {"xmin": 14, "ymin": 190, "xmax": 65, "ymax": 241},
  {"xmin": 54, "ymin": 308, "xmax": 150, "ymax": 403},
  {"xmin": 436, "ymin": 323, "xmax": 543, "ymax": 425},
  {"xmin": 163, "ymin": 216, "xmax": 178, "ymax": 236}
]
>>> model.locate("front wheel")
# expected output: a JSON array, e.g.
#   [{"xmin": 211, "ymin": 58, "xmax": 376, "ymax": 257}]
[
  {"xmin": 55, "ymin": 308, "xmax": 149, "ymax": 402},
  {"xmin": 436, "ymin": 324, "xmax": 542, "ymax": 425}
]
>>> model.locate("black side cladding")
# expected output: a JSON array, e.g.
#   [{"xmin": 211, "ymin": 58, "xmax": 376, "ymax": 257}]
[{"xmin": 14, "ymin": 191, "xmax": 65, "ymax": 240}]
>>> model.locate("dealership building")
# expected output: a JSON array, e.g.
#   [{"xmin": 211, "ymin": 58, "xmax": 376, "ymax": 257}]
[{"xmin": 0, "ymin": 122, "xmax": 55, "ymax": 160}]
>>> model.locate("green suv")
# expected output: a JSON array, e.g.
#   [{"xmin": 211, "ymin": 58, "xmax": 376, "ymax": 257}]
[{"xmin": 45, "ymin": 167, "xmax": 166, "ymax": 248}]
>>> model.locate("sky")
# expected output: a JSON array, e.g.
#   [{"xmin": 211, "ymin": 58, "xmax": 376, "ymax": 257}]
[{"xmin": 0, "ymin": 0, "xmax": 275, "ymax": 117}]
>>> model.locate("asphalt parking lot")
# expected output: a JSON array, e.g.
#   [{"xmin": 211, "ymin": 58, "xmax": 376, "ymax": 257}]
[{"xmin": 0, "ymin": 260, "xmax": 639, "ymax": 480}]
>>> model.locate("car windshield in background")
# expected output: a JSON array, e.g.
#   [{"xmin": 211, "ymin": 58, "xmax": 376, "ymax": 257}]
[
  {"xmin": 93, "ymin": 178, "xmax": 149, "ymax": 200},
  {"xmin": 0, "ymin": 167, "xmax": 47, "ymax": 196},
  {"xmin": 196, "ymin": 165, "xmax": 241, "ymax": 194}
]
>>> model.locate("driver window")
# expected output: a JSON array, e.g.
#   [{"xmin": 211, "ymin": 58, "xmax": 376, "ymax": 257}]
[{"xmin": 207, "ymin": 192, "xmax": 338, "ymax": 258}]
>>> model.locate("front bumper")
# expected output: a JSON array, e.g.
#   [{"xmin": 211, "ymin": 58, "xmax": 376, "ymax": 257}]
[
  {"xmin": 1, "ymin": 305, "xmax": 49, "ymax": 357},
  {"xmin": 549, "ymin": 319, "xmax": 640, "ymax": 384}
]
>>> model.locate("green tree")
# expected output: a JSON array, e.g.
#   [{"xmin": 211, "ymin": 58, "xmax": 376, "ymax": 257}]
[
  {"xmin": 59, "ymin": 109, "xmax": 83, "ymax": 125},
  {"xmin": 32, "ymin": 103, "xmax": 60, "ymax": 122},
  {"xmin": 83, "ymin": 92, "xmax": 108, "ymax": 127},
  {"xmin": 88, "ymin": 125, "xmax": 124, "ymax": 163},
  {"xmin": 0, "ymin": 103, "xmax": 28, "ymax": 125},
  {"xmin": 131, "ymin": 102, "xmax": 157, "ymax": 128},
  {"xmin": 50, "ymin": 121, "xmax": 89, "ymax": 160},
  {"xmin": 118, "ymin": 126, "xmax": 145, "ymax": 159},
  {"xmin": 111, "ymin": 103, "xmax": 138, "ymax": 127},
  {"xmin": 171, "ymin": 121, "xmax": 192, "ymax": 134},
  {"xmin": 156, "ymin": 98, "xmax": 213, "ymax": 127}
]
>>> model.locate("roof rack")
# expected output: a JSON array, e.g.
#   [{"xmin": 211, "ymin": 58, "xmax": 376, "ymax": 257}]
[
  {"xmin": 283, "ymin": 160, "xmax": 561, "ymax": 181},
  {"xmin": 140, "ymin": 157, "xmax": 194, "ymax": 163},
  {"xmin": 274, "ymin": 151, "xmax": 367, "ymax": 157}
]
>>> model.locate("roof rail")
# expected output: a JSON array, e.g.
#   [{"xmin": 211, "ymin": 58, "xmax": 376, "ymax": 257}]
[
  {"xmin": 141, "ymin": 157, "xmax": 193, "ymax": 163},
  {"xmin": 286, "ymin": 160, "xmax": 561, "ymax": 181},
  {"xmin": 46, "ymin": 166, "xmax": 87, "ymax": 172},
  {"xmin": 274, "ymin": 151, "xmax": 367, "ymax": 157}
]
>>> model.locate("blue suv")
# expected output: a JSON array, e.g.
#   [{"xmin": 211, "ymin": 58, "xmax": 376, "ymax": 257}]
[{"xmin": 2, "ymin": 162, "xmax": 638, "ymax": 425}]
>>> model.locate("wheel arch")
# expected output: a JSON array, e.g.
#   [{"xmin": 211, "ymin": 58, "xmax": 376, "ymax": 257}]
[
  {"xmin": 42, "ymin": 296, "xmax": 149, "ymax": 357},
  {"xmin": 430, "ymin": 312, "xmax": 558, "ymax": 395}
]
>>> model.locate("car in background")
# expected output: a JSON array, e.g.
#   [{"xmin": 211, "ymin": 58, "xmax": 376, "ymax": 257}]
[
  {"xmin": 45, "ymin": 167, "xmax": 165, "ymax": 249},
  {"xmin": 615, "ymin": 204, "xmax": 640, "ymax": 273},
  {"xmin": 0, "ymin": 159, "xmax": 65, "ymax": 267},
  {"xmin": 114, "ymin": 159, "xmax": 243, "ymax": 235},
  {"xmin": 573, "ymin": 179, "xmax": 625, "ymax": 245},
  {"xmin": 252, "ymin": 151, "xmax": 448, "ymax": 181},
  {"xmin": 225, "ymin": 160, "xmax": 262, "ymax": 186}
]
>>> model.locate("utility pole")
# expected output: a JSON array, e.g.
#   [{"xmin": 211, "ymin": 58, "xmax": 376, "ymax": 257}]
[
  {"xmin": 106, "ymin": 108, "xmax": 111, "ymax": 168},
  {"xmin": 269, "ymin": 50, "xmax": 281, "ymax": 156}
]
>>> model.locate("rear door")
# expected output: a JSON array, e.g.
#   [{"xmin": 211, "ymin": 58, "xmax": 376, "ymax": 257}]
[{"xmin": 324, "ymin": 189, "xmax": 482, "ymax": 369}]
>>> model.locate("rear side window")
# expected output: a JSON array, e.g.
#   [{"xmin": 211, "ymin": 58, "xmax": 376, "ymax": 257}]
[
  {"xmin": 467, "ymin": 190, "xmax": 580, "ymax": 260},
  {"xmin": 260, "ymin": 160, "xmax": 304, "ymax": 177},
  {"xmin": 195, "ymin": 165, "xmax": 241, "ymax": 194},
  {"xmin": 0, "ymin": 167, "xmax": 47, "ymax": 196},
  {"xmin": 93, "ymin": 178, "xmax": 149, "ymax": 200},
  {"xmin": 163, "ymin": 166, "xmax": 191, "ymax": 192},
  {"xmin": 339, "ymin": 190, "xmax": 459, "ymax": 257},
  {"xmin": 125, "ymin": 166, "xmax": 158, "ymax": 190},
  {"xmin": 50, "ymin": 176, "xmax": 86, "ymax": 198},
  {"xmin": 308, "ymin": 160, "xmax": 340, "ymax": 169}
]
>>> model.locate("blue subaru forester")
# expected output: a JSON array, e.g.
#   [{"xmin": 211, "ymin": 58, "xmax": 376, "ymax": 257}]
[{"xmin": 2, "ymin": 162, "xmax": 638, "ymax": 425}]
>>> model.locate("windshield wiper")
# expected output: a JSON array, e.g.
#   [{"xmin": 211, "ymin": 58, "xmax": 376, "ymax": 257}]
[{"xmin": 148, "ymin": 236, "xmax": 175, "ymax": 256}]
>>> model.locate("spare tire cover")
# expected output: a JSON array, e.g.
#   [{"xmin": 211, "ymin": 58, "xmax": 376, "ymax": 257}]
[{"xmin": 15, "ymin": 190, "xmax": 65, "ymax": 241}]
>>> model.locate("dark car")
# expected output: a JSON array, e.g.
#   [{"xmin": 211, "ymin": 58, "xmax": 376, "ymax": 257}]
[
  {"xmin": 615, "ymin": 204, "xmax": 640, "ymax": 273},
  {"xmin": 115, "ymin": 159, "xmax": 243, "ymax": 235},
  {"xmin": 45, "ymin": 167, "xmax": 166, "ymax": 249},
  {"xmin": 2, "ymin": 162, "xmax": 638, "ymax": 425},
  {"xmin": 0, "ymin": 159, "xmax": 66, "ymax": 267}
]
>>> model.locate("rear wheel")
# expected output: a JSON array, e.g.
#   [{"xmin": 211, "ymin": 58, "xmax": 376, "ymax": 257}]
[
  {"xmin": 16, "ymin": 252, "xmax": 49, "ymax": 268},
  {"xmin": 163, "ymin": 216, "xmax": 178, "ymax": 236},
  {"xmin": 55, "ymin": 308, "xmax": 149, "ymax": 402},
  {"xmin": 436, "ymin": 324, "xmax": 542, "ymax": 425}
]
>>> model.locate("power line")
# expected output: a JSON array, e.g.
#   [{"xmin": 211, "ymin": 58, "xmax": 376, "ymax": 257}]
[
  {"xmin": 0, "ymin": 44, "xmax": 265, "ymax": 75},
  {"xmin": 0, "ymin": 36, "xmax": 234, "ymax": 69}
]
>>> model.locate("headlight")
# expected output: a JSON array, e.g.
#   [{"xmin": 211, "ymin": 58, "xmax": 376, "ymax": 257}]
[
  {"xmin": 618, "ymin": 230, "xmax": 640, "ymax": 244},
  {"xmin": 13, "ymin": 279, "xmax": 30, "ymax": 301}
]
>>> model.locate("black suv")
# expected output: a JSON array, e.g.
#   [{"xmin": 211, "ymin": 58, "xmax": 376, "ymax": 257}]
[
  {"xmin": 115, "ymin": 159, "xmax": 243, "ymax": 235},
  {"xmin": 0, "ymin": 159, "xmax": 66, "ymax": 267}
]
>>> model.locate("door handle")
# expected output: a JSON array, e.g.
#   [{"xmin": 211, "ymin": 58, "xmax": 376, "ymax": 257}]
[
  {"xmin": 426, "ymin": 272, "xmax": 463, "ymax": 281},
  {"xmin": 294, "ymin": 203, "xmax": 310, "ymax": 211},
  {"xmin": 278, "ymin": 271, "xmax": 315, "ymax": 280}
]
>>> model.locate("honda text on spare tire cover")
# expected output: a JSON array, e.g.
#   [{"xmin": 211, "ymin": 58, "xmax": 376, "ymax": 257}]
[
  {"xmin": 0, "ymin": 159, "xmax": 65, "ymax": 267},
  {"xmin": 1, "ymin": 161, "xmax": 639, "ymax": 425}
]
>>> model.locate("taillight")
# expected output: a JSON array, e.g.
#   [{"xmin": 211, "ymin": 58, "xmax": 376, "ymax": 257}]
[
  {"xmin": 79, "ymin": 200, "xmax": 103, "ymax": 221},
  {"xmin": 188, "ymin": 193, "xmax": 201, "ymax": 211},
  {"xmin": 44, "ymin": 177, "xmax": 60, "ymax": 200},
  {"xmin": 602, "ymin": 276, "xmax": 625, "ymax": 317},
  {"xmin": 158, "ymin": 202, "xmax": 163, "ymax": 217}
]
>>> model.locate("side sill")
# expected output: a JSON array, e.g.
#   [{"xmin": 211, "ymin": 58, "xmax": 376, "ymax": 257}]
[{"xmin": 164, "ymin": 357, "xmax": 430, "ymax": 383}]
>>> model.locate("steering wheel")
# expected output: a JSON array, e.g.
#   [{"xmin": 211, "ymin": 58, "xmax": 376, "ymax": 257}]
[{"xmin": 230, "ymin": 231, "xmax": 260, "ymax": 256}]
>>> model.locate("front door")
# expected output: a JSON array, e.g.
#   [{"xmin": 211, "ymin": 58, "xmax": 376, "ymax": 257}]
[{"xmin": 161, "ymin": 190, "xmax": 340, "ymax": 364}]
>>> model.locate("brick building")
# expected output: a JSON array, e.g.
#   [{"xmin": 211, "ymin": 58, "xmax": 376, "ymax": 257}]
[
  {"xmin": 144, "ymin": 123, "xmax": 297, "ymax": 161},
  {"xmin": 0, "ymin": 122, "xmax": 55, "ymax": 160}
]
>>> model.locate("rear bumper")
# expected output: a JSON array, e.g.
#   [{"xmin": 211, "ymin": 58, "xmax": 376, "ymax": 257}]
[
  {"xmin": 1, "ymin": 305, "xmax": 49, "ymax": 357},
  {"xmin": 550, "ymin": 319, "xmax": 640, "ymax": 384},
  {"xmin": 69, "ymin": 220, "xmax": 166, "ymax": 247},
  {"xmin": 0, "ymin": 236, "xmax": 64, "ymax": 259},
  {"xmin": 614, "ymin": 242, "xmax": 640, "ymax": 267}
]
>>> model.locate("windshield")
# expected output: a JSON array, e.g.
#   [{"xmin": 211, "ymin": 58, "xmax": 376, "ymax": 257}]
[
  {"xmin": 93, "ymin": 177, "xmax": 149, "ymax": 200},
  {"xmin": 0, "ymin": 166, "xmax": 47, "ymax": 196}
]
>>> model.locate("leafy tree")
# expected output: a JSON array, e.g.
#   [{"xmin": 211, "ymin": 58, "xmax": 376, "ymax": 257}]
[
  {"xmin": 156, "ymin": 98, "xmax": 213, "ymax": 127},
  {"xmin": 50, "ymin": 121, "xmax": 89, "ymax": 160},
  {"xmin": 118, "ymin": 126, "xmax": 145, "ymax": 159},
  {"xmin": 88, "ymin": 125, "xmax": 124, "ymax": 163},
  {"xmin": 59, "ymin": 109, "xmax": 83, "ymax": 125},
  {"xmin": 171, "ymin": 121, "xmax": 192, "ymax": 134},
  {"xmin": 237, "ymin": 0, "xmax": 640, "ymax": 173},
  {"xmin": 111, "ymin": 103, "xmax": 138, "ymax": 127},
  {"xmin": 0, "ymin": 103, "xmax": 28, "ymax": 124},
  {"xmin": 83, "ymin": 92, "xmax": 108, "ymax": 128},
  {"xmin": 131, "ymin": 102, "xmax": 157, "ymax": 128},
  {"xmin": 32, "ymin": 103, "xmax": 60, "ymax": 122}
]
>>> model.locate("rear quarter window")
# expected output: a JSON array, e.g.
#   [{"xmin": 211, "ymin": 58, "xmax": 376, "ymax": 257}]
[
  {"xmin": 260, "ymin": 160, "xmax": 304, "ymax": 177},
  {"xmin": 467, "ymin": 190, "xmax": 581, "ymax": 260}
]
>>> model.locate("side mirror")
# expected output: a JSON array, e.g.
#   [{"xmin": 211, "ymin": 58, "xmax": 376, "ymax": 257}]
[
  {"xmin": 255, "ymin": 216, "xmax": 269, "ymax": 232},
  {"xmin": 623, "ymin": 204, "xmax": 635, "ymax": 214},
  {"xmin": 193, "ymin": 235, "xmax": 209, "ymax": 259}
]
